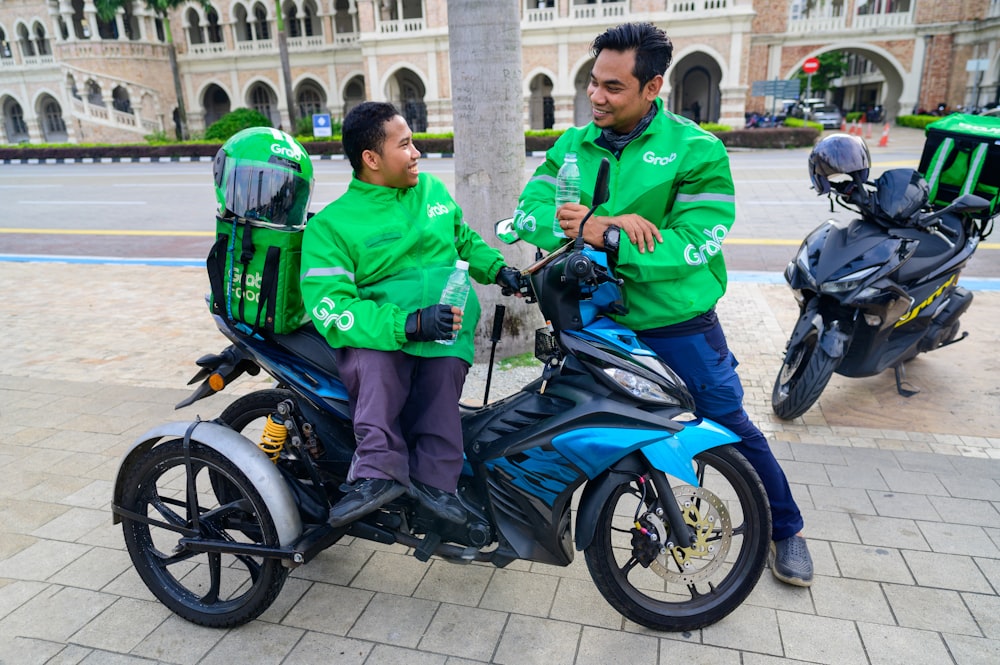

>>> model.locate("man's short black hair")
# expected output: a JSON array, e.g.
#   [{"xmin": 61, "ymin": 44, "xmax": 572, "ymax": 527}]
[
  {"xmin": 342, "ymin": 101, "xmax": 401, "ymax": 173},
  {"xmin": 591, "ymin": 22, "xmax": 673, "ymax": 87}
]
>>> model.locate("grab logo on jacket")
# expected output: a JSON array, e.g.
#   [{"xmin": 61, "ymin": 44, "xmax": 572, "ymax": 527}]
[
  {"xmin": 427, "ymin": 202, "xmax": 450, "ymax": 218},
  {"xmin": 684, "ymin": 224, "xmax": 728, "ymax": 265},
  {"xmin": 643, "ymin": 151, "xmax": 678, "ymax": 166},
  {"xmin": 312, "ymin": 297, "xmax": 355, "ymax": 331}
]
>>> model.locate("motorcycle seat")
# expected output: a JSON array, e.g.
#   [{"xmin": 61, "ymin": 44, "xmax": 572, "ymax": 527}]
[
  {"xmin": 270, "ymin": 322, "xmax": 342, "ymax": 380},
  {"xmin": 892, "ymin": 214, "xmax": 967, "ymax": 283}
]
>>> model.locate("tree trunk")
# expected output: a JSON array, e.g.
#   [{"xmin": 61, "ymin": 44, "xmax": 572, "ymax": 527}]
[
  {"xmin": 163, "ymin": 18, "xmax": 187, "ymax": 141},
  {"xmin": 447, "ymin": 0, "xmax": 541, "ymax": 361},
  {"xmin": 275, "ymin": 5, "xmax": 296, "ymax": 131}
]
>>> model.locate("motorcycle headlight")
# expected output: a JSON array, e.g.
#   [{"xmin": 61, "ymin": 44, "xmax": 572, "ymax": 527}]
[
  {"xmin": 820, "ymin": 266, "xmax": 879, "ymax": 294},
  {"xmin": 603, "ymin": 367, "xmax": 679, "ymax": 405},
  {"xmin": 793, "ymin": 250, "xmax": 816, "ymax": 288}
]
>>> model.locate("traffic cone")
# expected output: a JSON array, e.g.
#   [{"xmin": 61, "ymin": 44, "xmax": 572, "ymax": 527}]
[
  {"xmin": 877, "ymin": 123, "xmax": 890, "ymax": 147},
  {"xmin": 865, "ymin": 120, "xmax": 872, "ymax": 139},
  {"xmin": 840, "ymin": 119, "xmax": 847, "ymax": 132}
]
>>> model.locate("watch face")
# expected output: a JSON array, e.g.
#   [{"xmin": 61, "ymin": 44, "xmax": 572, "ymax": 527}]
[{"xmin": 605, "ymin": 226, "xmax": 620, "ymax": 251}]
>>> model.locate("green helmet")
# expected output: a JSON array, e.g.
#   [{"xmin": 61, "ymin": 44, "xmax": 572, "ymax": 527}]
[{"xmin": 213, "ymin": 127, "xmax": 314, "ymax": 228}]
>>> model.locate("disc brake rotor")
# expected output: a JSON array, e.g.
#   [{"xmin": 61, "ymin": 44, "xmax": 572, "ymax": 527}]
[{"xmin": 645, "ymin": 486, "xmax": 733, "ymax": 584}]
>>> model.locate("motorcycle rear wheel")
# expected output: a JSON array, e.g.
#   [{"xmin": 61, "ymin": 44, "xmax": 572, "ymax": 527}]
[
  {"xmin": 772, "ymin": 328, "xmax": 839, "ymax": 420},
  {"xmin": 584, "ymin": 445, "xmax": 769, "ymax": 631},
  {"xmin": 120, "ymin": 440, "xmax": 289, "ymax": 628}
]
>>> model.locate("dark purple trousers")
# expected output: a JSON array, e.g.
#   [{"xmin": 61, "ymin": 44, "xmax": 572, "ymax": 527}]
[{"xmin": 334, "ymin": 347, "xmax": 468, "ymax": 492}]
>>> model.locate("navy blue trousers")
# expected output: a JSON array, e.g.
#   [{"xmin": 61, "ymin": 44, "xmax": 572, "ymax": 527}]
[
  {"xmin": 639, "ymin": 321, "xmax": 805, "ymax": 541},
  {"xmin": 334, "ymin": 348, "xmax": 468, "ymax": 492}
]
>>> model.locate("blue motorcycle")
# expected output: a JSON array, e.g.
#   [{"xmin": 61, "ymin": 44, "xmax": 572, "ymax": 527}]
[{"xmin": 112, "ymin": 160, "xmax": 769, "ymax": 631}]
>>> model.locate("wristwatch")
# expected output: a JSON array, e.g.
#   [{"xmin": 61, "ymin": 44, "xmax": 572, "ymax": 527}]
[{"xmin": 603, "ymin": 225, "xmax": 621, "ymax": 254}]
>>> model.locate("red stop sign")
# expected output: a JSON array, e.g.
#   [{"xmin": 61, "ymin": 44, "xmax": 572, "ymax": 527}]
[{"xmin": 803, "ymin": 58, "xmax": 820, "ymax": 74}]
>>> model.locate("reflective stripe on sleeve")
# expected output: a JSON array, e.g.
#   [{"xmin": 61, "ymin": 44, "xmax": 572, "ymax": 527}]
[
  {"xmin": 303, "ymin": 266, "xmax": 355, "ymax": 281},
  {"xmin": 675, "ymin": 193, "xmax": 736, "ymax": 204}
]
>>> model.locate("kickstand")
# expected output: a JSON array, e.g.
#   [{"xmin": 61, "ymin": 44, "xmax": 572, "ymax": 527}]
[
  {"xmin": 414, "ymin": 532, "xmax": 441, "ymax": 562},
  {"xmin": 893, "ymin": 364, "xmax": 920, "ymax": 397}
]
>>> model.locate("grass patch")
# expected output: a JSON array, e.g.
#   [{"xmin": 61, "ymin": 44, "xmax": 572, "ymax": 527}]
[{"xmin": 497, "ymin": 352, "xmax": 541, "ymax": 370}]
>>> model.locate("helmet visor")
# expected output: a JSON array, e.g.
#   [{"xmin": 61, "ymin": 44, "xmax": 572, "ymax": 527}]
[{"xmin": 226, "ymin": 160, "xmax": 312, "ymax": 229}]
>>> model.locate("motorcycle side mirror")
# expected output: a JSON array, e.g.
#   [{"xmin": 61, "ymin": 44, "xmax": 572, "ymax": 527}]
[
  {"xmin": 494, "ymin": 217, "xmax": 520, "ymax": 244},
  {"xmin": 949, "ymin": 193, "xmax": 990, "ymax": 213},
  {"xmin": 573, "ymin": 157, "xmax": 611, "ymax": 251}
]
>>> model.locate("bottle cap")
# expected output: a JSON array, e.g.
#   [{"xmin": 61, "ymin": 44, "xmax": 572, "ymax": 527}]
[
  {"xmin": 565, "ymin": 152, "xmax": 577, "ymax": 161},
  {"xmin": 456, "ymin": 260, "xmax": 469, "ymax": 270}
]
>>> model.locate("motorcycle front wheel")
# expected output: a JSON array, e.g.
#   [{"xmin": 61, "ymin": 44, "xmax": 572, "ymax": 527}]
[
  {"xmin": 120, "ymin": 440, "xmax": 289, "ymax": 628},
  {"xmin": 584, "ymin": 445, "xmax": 770, "ymax": 631},
  {"xmin": 772, "ymin": 327, "xmax": 839, "ymax": 420}
]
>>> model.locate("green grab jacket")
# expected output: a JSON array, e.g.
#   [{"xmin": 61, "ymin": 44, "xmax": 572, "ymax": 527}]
[
  {"xmin": 514, "ymin": 98, "xmax": 736, "ymax": 331},
  {"xmin": 300, "ymin": 173, "xmax": 506, "ymax": 364}
]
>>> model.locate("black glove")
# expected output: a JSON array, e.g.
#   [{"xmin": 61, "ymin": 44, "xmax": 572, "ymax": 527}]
[
  {"xmin": 405, "ymin": 304, "xmax": 456, "ymax": 342},
  {"xmin": 496, "ymin": 266, "xmax": 522, "ymax": 296}
]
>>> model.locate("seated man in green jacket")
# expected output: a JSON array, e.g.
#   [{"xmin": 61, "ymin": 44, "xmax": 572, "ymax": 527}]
[{"xmin": 301, "ymin": 101, "xmax": 519, "ymax": 527}]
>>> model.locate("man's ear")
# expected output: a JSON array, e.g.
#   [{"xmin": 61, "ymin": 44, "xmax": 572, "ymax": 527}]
[
  {"xmin": 644, "ymin": 74, "xmax": 664, "ymax": 101},
  {"xmin": 361, "ymin": 148, "xmax": 380, "ymax": 172}
]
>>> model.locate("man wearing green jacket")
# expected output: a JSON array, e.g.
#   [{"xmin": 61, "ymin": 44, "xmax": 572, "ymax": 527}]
[
  {"xmin": 514, "ymin": 22, "xmax": 813, "ymax": 587},
  {"xmin": 301, "ymin": 101, "xmax": 518, "ymax": 527}
]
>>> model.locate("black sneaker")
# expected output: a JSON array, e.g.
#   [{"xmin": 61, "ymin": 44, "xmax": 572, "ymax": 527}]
[
  {"xmin": 770, "ymin": 535, "xmax": 814, "ymax": 587},
  {"xmin": 328, "ymin": 478, "xmax": 406, "ymax": 527},
  {"xmin": 409, "ymin": 479, "xmax": 466, "ymax": 524}
]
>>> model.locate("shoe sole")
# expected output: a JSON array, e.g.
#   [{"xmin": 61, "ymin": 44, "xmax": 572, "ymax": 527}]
[
  {"xmin": 328, "ymin": 482, "xmax": 407, "ymax": 527},
  {"xmin": 768, "ymin": 541, "xmax": 814, "ymax": 588}
]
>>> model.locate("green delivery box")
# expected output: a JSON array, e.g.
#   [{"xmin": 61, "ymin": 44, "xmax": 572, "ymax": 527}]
[
  {"xmin": 918, "ymin": 113, "xmax": 1000, "ymax": 220},
  {"xmin": 207, "ymin": 216, "xmax": 307, "ymax": 335}
]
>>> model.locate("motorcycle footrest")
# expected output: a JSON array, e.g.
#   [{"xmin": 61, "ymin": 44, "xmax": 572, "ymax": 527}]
[{"xmin": 414, "ymin": 532, "xmax": 442, "ymax": 562}]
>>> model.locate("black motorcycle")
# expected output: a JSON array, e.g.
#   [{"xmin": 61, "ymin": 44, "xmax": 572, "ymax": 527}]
[
  {"xmin": 772, "ymin": 167, "xmax": 993, "ymax": 419},
  {"xmin": 112, "ymin": 160, "xmax": 770, "ymax": 632}
]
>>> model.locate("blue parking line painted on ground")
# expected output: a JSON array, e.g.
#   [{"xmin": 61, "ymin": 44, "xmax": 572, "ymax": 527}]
[{"xmin": 3, "ymin": 254, "xmax": 999, "ymax": 291}]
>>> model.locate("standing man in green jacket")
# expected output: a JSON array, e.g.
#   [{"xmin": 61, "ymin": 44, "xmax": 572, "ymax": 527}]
[
  {"xmin": 514, "ymin": 22, "xmax": 814, "ymax": 587},
  {"xmin": 301, "ymin": 101, "xmax": 519, "ymax": 528}
]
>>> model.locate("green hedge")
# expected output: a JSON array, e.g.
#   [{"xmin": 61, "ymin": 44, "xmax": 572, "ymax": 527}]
[
  {"xmin": 895, "ymin": 114, "xmax": 944, "ymax": 130},
  {"xmin": 0, "ymin": 127, "xmax": 820, "ymax": 161}
]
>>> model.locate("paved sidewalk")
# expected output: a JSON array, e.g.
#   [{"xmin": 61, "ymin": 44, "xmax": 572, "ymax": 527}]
[{"xmin": 2, "ymin": 260, "xmax": 999, "ymax": 665}]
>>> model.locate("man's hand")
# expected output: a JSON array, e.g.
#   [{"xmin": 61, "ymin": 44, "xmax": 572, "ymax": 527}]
[
  {"xmin": 555, "ymin": 204, "xmax": 662, "ymax": 253},
  {"xmin": 405, "ymin": 304, "xmax": 462, "ymax": 342},
  {"xmin": 495, "ymin": 266, "xmax": 524, "ymax": 297}
]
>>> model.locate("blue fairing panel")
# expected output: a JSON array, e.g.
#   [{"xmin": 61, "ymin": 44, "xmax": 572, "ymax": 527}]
[{"xmin": 551, "ymin": 418, "xmax": 738, "ymax": 486}]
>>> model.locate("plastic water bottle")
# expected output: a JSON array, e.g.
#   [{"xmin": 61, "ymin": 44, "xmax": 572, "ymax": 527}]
[
  {"xmin": 437, "ymin": 260, "xmax": 471, "ymax": 345},
  {"xmin": 554, "ymin": 152, "xmax": 581, "ymax": 238}
]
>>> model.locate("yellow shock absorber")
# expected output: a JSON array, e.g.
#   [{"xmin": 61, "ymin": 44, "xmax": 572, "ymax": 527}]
[{"xmin": 257, "ymin": 415, "xmax": 287, "ymax": 463}]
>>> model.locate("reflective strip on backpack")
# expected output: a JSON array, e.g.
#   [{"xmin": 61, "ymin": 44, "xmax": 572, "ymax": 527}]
[
  {"xmin": 960, "ymin": 143, "xmax": 988, "ymax": 197},
  {"xmin": 925, "ymin": 137, "xmax": 954, "ymax": 203}
]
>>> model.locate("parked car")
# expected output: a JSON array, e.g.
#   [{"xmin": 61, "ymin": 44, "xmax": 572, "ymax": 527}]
[
  {"xmin": 789, "ymin": 98, "xmax": 826, "ymax": 119},
  {"xmin": 808, "ymin": 104, "xmax": 844, "ymax": 129}
]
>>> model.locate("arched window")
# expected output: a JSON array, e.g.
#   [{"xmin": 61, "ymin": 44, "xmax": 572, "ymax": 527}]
[
  {"xmin": 1, "ymin": 28, "xmax": 13, "ymax": 59},
  {"xmin": 207, "ymin": 8, "xmax": 224, "ymax": 43},
  {"xmin": 285, "ymin": 3, "xmax": 301, "ymax": 38},
  {"xmin": 112, "ymin": 86, "xmax": 132, "ymax": 114},
  {"xmin": 249, "ymin": 82, "xmax": 277, "ymax": 125},
  {"xmin": 4, "ymin": 99, "xmax": 30, "ymax": 141},
  {"xmin": 203, "ymin": 84, "xmax": 231, "ymax": 126},
  {"xmin": 253, "ymin": 4, "xmax": 270, "ymax": 40},
  {"xmin": 234, "ymin": 5, "xmax": 251, "ymax": 41},
  {"xmin": 302, "ymin": 0, "xmax": 319, "ymax": 37},
  {"xmin": 186, "ymin": 8, "xmax": 204, "ymax": 45},
  {"xmin": 296, "ymin": 81, "xmax": 326, "ymax": 118},
  {"xmin": 18, "ymin": 24, "xmax": 35, "ymax": 58},
  {"xmin": 41, "ymin": 98, "xmax": 68, "ymax": 140},
  {"xmin": 86, "ymin": 80, "xmax": 104, "ymax": 106},
  {"xmin": 33, "ymin": 23, "xmax": 50, "ymax": 56}
]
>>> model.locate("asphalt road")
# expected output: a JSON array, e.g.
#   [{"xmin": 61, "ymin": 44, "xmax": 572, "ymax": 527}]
[{"xmin": 1, "ymin": 145, "xmax": 997, "ymax": 277}]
